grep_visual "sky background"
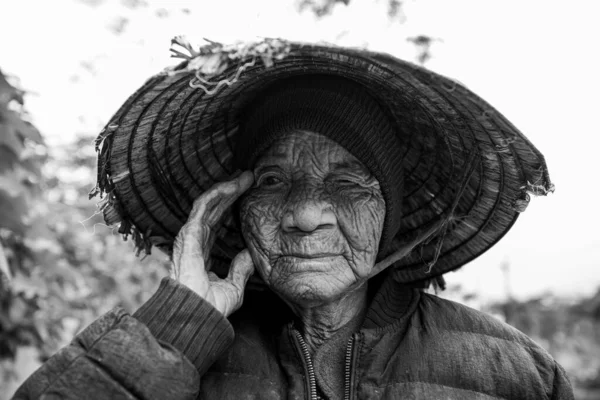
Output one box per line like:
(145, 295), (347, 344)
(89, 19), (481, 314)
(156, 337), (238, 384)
(1, 0), (599, 301)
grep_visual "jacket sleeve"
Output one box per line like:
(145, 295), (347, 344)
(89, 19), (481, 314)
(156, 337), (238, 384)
(12, 278), (235, 400)
(550, 361), (575, 400)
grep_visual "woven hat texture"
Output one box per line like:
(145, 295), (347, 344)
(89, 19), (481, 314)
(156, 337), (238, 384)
(91, 38), (554, 283)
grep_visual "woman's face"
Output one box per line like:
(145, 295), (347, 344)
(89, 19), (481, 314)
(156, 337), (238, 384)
(239, 131), (385, 307)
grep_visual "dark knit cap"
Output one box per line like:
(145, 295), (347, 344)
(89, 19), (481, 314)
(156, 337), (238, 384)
(235, 75), (404, 252)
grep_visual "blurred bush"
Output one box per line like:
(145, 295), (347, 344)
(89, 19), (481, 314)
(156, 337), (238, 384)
(0, 69), (165, 396)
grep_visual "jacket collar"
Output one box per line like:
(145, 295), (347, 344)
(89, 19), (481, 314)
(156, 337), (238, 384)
(361, 269), (420, 330)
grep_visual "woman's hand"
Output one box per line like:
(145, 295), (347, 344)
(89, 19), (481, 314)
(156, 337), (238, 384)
(170, 171), (255, 317)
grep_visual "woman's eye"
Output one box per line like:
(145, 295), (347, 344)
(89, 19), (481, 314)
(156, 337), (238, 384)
(265, 176), (281, 185)
(332, 177), (357, 186)
(258, 175), (283, 187)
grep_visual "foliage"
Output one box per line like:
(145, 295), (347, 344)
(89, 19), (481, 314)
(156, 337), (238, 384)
(407, 35), (438, 65)
(0, 70), (45, 287)
(0, 71), (44, 229)
(298, 0), (404, 19)
(0, 69), (166, 392)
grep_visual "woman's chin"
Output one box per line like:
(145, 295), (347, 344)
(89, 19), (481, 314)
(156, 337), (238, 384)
(272, 276), (349, 307)
(258, 256), (362, 307)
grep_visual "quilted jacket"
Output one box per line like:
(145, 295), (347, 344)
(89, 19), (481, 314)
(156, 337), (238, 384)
(13, 272), (574, 399)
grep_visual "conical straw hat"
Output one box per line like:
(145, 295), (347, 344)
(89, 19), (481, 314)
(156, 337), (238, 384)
(91, 38), (553, 283)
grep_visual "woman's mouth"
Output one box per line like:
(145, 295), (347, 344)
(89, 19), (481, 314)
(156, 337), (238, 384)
(283, 253), (341, 259)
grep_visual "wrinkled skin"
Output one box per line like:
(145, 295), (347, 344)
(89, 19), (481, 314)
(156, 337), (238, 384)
(239, 131), (386, 308)
(171, 170), (255, 317)
(170, 130), (387, 354)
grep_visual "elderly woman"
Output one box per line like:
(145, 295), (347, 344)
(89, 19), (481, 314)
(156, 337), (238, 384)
(14, 40), (573, 399)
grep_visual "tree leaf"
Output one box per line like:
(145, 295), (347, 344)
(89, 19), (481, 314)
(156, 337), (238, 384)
(0, 113), (25, 157)
(0, 108), (43, 148)
(0, 189), (29, 234)
(0, 69), (43, 166)
(0, 69), (23, 107)
(0, 146), (19, 171)
(0, 242), (11, 292)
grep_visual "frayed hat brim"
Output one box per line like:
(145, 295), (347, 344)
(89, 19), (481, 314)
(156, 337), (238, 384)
(92, 38), (553, 282)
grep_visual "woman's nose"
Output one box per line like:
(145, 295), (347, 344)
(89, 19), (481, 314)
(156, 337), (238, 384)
(282, 201), (336, 233)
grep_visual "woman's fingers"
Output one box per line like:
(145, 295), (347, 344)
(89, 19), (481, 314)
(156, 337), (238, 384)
(202, 171), (254, 227)
(186, 171), (253, 226)
(170, 171), (254, 306)
(176, 171), (254, 258)
(227, 249), (255, 291)
(172, 217), (209, 273)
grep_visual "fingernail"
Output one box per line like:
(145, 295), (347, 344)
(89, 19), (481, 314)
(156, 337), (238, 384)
(237, 170), (254, 187)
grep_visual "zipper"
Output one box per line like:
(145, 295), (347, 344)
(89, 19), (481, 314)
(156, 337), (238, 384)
(293, 328), (360, 400)
(344, 334), (357, 400)
(293, 329), (319, 400)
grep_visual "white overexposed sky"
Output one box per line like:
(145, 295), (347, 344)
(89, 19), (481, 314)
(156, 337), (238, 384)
(1, 0), (599, 301)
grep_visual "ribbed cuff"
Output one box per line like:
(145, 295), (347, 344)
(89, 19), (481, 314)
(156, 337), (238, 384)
(133, 278), (234, 374)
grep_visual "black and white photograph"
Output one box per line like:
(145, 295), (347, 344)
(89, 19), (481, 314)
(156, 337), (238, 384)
(0, 0), (598, 399)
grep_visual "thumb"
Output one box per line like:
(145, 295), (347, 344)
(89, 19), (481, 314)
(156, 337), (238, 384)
(227, 249), (255, 291)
